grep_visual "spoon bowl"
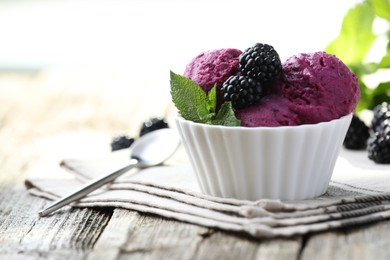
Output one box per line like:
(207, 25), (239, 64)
(132, 128), (180, 166)
(39, 128), (180, 217)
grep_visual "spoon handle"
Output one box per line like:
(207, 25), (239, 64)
(38, 158), (139, 217)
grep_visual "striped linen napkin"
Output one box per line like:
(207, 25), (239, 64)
(25, 148), (390, 238)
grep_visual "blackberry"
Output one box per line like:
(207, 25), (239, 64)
(239, 43), (282, 82)
(372, 102), (390, 132)
(375, 118), (390, 135)
(140, 117), (169, 136)
(343, 115), (369, 150)
(221, 75), (265, 109)
(111, 135), (134, 151)
(367, 131), (390, 164)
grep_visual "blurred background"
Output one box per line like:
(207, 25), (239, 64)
(0, 0), (359, 73)
(1, 0), (388, 165)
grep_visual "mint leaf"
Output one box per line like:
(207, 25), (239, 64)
(209, 102), (240, 126)
(207, 84), (217, 114)
(170, 71), (240, 126)
(170, 71), (211, 123)
(325, 2), (376, 65)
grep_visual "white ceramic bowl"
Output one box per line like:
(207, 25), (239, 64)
(175, 113), (352, 201)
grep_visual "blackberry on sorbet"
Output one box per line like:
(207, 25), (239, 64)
(221, 75), (265, 109)
(239, 43), (282, 83)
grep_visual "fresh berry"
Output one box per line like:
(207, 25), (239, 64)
(375, 118), (390, 135)
(221, 75), (265, 109)
(372, 102), (390, 132)
(239, 43), (282, 82)
(111, 135), (134, 151)
(343, 115), (369, 150)
(140, 117), (169, 136)
(367, 131), (390, 164)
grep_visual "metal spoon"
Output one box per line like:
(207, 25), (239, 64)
(38, 128), (180, 217)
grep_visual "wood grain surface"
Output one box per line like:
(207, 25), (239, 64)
(1, 69), (390, 260)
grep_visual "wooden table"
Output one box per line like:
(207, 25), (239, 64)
(1, 69), (390, 260)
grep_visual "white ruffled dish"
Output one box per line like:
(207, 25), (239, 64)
(175, 113), (352, 201)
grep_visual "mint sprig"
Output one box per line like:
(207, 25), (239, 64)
(170, 71), (240, 126)
(211, 101), (241, 126)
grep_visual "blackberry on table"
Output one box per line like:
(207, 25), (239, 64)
(111, 135), (134, 151)
(239, 43), (282, 82)
(343, 115), (369, 150)
(367, 131), (390, 164)
(372, 102), (390, 132)
(140, 117), (169, 136)
(375, 119), (390, 135)
(221, 75), (265, 109)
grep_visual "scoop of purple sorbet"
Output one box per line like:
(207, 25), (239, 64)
(183, 48), (242, 93)
(235, 94), (301, 127)
(276, 51), (360, 124)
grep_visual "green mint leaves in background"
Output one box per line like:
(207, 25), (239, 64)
(325, 0), (390, 111)
(170, 71), (240, 126)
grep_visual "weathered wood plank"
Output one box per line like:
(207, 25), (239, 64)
(0, 188), (47, 251)
(191, 230), (302, 260)
(87, 209), (141, 260)
(0, 187), (112, 259)
(255, 237), (302, 259)
(191, 230), (261, 260)
(301, 222), (390, 260)
(117, 213), (208, 260)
